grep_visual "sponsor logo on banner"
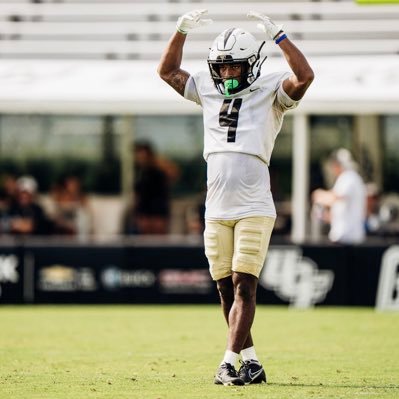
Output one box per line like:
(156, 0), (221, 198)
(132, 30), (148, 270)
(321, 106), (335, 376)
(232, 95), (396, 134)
(39, 265), (97, 292)
(0, 254), (19, 297)
(159, 269), (212, 294)
(259, 247), (334, 308)
(101, 267), (156, 290)
(376, 245), (399, 311)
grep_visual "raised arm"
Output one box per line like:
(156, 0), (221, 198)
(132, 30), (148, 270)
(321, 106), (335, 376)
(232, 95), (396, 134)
(248, 11), (314, 101)
(278, 38), (314, 101)
(157, 31), (190, 96)
(157, 9), (213, 97)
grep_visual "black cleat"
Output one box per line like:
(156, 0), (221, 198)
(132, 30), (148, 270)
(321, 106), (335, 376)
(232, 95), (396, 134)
(214, 362), (245, 386)
(238, 360), (267, 385)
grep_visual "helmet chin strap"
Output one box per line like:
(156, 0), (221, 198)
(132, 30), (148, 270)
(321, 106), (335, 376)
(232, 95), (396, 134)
(224, 79), (239, 96)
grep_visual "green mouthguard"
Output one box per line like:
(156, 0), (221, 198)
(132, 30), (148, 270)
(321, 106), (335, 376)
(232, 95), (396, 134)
(224, 79), (239, 96)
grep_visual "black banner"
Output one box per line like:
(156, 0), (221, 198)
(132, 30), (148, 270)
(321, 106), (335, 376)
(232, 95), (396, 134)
(0, 240), (398, 307)
(0, 244), (24, 304)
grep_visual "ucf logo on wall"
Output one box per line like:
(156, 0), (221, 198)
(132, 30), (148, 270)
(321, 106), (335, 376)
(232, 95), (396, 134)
(0, 254), (19, 298)
(259, 247), (334, 308)
(376, 245), (399, 311)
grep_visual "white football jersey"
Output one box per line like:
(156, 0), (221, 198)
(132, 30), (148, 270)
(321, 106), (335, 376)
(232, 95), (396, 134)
(184, 70), (299, 220)
(184, 70), (298, 165)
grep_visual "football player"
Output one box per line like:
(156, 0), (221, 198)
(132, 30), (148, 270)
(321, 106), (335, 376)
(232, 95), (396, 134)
(158, 9), (314, 386)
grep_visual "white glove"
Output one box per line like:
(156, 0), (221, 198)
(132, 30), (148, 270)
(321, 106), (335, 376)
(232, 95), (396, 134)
(247, 11), (283, 40)
(176, 9), (213, 34)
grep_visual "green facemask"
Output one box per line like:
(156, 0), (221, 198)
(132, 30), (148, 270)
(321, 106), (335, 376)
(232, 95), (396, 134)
(224, 79), (239, 96)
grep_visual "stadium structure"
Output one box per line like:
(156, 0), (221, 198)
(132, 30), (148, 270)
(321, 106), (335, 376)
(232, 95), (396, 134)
(0, 0), (398, 308)
(0, 0), (398, 238)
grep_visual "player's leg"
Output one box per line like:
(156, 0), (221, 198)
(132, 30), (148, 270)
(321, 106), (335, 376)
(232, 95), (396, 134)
(232, 216), (275, 384)
(216, 276), (254, 349)
(226, 271), (258, 354)
(215, 272), (257, 386)
(216, 276), (234, 322)
(204, 219), (244, 385)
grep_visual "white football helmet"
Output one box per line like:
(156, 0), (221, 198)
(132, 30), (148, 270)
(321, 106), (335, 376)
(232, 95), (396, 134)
(207, 28), (266, 95)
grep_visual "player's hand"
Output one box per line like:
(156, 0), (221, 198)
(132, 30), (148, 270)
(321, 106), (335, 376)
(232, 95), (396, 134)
(247, 11), (283, 40)
(176, 9), (213, 35)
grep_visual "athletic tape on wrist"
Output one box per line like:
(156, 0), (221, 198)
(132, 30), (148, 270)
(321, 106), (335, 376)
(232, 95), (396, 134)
(275, 33), (287, 45)
(176, 25), (187, 35)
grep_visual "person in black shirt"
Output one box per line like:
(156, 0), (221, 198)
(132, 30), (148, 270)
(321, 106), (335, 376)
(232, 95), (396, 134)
(6, 176), (52, 235)
(131, 142), (171, 234)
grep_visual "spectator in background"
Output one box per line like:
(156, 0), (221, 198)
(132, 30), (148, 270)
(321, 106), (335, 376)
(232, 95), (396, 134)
(5, 175), (52, 235)
(312, 148), (367, 244)
(154, 149), (180, 188)
(365, 182), (381, 235)
(127, 141), (171, 234)
(1, 174), (18, 229)
(0, 179), (11, 234)
(0, 173), (18, 209)
(50, 174), (93, 238)
(185, 190), (206, 235)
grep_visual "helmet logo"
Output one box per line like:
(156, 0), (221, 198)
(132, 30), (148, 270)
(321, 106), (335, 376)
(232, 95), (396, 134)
(223, 28), (236, 49)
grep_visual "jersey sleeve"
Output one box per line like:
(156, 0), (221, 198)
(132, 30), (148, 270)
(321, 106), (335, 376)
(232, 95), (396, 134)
(184, 74), (202, 105)
(276, 80), (300, 111)
(274, 73), (300, 111)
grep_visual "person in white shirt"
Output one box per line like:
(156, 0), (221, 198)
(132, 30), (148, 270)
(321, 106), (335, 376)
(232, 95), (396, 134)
(158, 9), (314, 386)
(312, 148), (367, 244)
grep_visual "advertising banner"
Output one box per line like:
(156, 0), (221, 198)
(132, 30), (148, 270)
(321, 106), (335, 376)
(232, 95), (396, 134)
(0, 241), (396, 307)
(0, 244), (24, 304)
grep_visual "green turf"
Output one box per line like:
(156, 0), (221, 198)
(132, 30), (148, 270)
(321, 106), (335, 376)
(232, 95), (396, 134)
(0, 305), (398, 399)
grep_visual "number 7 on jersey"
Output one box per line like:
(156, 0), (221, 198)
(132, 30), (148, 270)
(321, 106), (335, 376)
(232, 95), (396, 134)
(219, 98), (243, 143)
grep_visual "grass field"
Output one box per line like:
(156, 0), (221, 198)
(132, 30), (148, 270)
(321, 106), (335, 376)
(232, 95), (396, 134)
(0, 305), (398, 399)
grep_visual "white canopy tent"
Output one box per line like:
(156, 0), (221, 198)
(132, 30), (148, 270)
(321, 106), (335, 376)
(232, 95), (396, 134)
(0, 56), (398, 114)
(0, 55), (398, 241)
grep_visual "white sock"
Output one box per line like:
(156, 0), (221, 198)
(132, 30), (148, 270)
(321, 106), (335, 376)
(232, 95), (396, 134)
(221, 350), (239, 367)
(241, 346), (259, 362)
